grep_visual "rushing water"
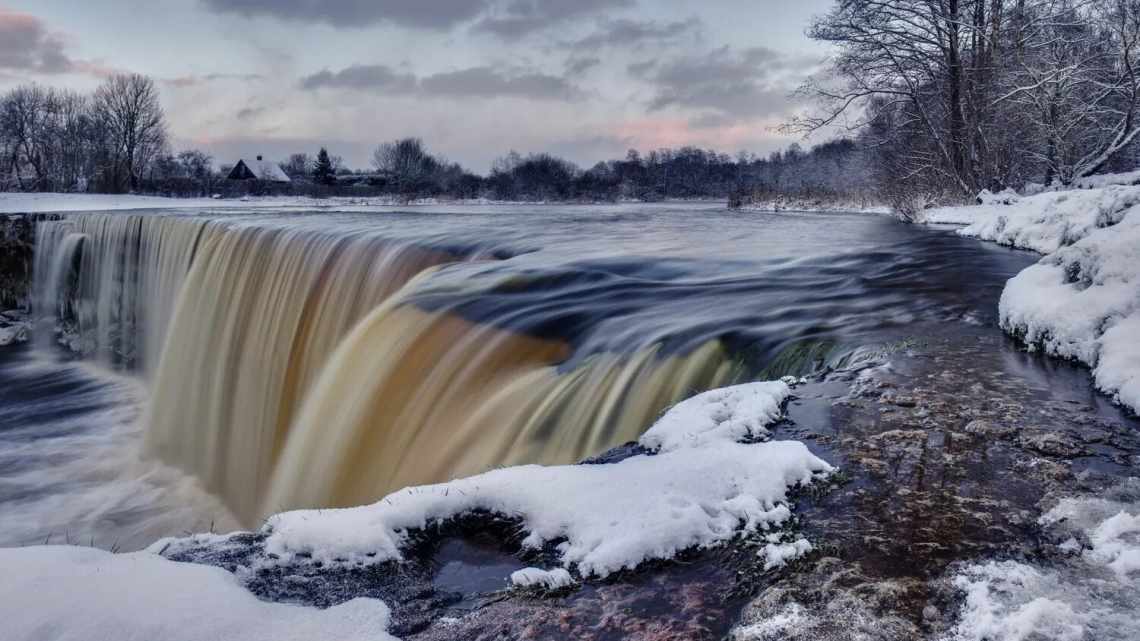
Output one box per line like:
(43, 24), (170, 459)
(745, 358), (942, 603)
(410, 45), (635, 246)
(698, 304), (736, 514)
(1, 203), (1039, 546)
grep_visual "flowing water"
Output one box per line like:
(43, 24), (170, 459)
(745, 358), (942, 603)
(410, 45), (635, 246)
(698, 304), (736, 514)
(1, 203), (1040, 547)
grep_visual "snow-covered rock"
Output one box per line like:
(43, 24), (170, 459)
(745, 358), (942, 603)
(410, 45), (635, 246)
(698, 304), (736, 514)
(0, 545), (395, 641)
(253, 437), (830, 578)
(509, 567), (575, 590)
(639, 381), (791, 452)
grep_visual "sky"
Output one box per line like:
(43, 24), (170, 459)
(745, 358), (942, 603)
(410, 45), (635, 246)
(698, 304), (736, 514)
(0, 0), (835, 172)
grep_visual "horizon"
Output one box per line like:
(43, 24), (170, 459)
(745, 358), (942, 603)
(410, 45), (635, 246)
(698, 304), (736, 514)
(0, 1), (833, 172)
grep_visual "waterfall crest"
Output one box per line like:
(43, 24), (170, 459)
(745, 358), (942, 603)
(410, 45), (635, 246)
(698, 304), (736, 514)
(34, 213), (740, 523)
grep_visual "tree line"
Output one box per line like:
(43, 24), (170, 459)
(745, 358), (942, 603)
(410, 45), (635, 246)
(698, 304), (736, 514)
(279, 137), (873, 203)
(1, 74), (166, 193)
(797, 0), (1140, 214)
(1, 72), (873, 202)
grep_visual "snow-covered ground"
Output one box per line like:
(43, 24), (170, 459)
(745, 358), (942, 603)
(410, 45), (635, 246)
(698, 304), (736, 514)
(922, 180), (1140, 413)
(5, 382), (831, 640)
(0, 192), (693, 214)
(0, 545), (396, 641)
(0, 191), (447, 213)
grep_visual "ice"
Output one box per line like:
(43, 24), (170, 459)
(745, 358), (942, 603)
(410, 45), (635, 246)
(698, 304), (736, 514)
(0, 545), (396, 641)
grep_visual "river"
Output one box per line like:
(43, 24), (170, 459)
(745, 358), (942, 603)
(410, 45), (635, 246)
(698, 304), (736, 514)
(1, 203), (1040, 549)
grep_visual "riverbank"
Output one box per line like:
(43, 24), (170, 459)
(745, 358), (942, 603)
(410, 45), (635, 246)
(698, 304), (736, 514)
(922, 183), (1140, 414)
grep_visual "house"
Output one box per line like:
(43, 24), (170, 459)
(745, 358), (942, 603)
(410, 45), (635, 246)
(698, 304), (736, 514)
(227, 155), (291, 183)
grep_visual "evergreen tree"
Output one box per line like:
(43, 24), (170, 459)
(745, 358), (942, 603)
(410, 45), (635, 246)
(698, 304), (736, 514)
(312, 147), (335, 185)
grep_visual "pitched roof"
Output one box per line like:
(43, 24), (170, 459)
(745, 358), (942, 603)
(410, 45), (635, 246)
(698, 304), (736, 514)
(227, 158), (291, 182)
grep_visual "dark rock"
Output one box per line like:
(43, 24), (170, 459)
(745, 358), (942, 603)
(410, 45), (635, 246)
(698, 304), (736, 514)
(1017, 431), (1089, 458)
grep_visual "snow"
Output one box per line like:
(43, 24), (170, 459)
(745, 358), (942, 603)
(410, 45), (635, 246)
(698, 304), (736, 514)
(249, 158), (291, 183)
(1072, 168), (1140, 189)
(0, 545), (395, 641)
(0, 192), (724, 214)
(167, 382), (831, 579)
(0, 320), (28, 346)
(996, 203), (1140, 411)
(948, 562), (1086, 641)
(257, 439), (829, 578)
(946, 481), (1140, 641)
(509, 567), (575, 590)
(922, 183), (1140, 413)
(760, 537), (812, 570)
(922, 185), (1140, 253)
(639, 381), (792, 452)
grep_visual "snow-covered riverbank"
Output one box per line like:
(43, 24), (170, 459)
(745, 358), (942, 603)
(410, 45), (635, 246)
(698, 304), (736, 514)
(922, 183), (1140, 413)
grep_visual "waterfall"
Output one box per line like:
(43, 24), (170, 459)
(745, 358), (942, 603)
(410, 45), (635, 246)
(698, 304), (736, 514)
(33, 212), (741, 524)
(32, 220), (85, 354)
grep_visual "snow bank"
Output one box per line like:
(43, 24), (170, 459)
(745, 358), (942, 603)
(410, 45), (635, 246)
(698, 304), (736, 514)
(0, 545), (395, 641)
(997, 203), (1140, 411)
(924, 183), (1140, 413)
(946, 482), (1140, 641)
(922, 185), (1140, 252)
(206, 382), (831, 579)
(1072, 169), (1140, 189)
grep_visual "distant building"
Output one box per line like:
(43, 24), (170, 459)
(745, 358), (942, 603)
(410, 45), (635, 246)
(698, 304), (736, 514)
(227, 155), (291, 183)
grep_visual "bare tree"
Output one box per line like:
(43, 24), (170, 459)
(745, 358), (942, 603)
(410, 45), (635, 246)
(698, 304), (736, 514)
(93, 74), (167, 192)
(281, 153), (311, 178)
(372, 137), (440, 199)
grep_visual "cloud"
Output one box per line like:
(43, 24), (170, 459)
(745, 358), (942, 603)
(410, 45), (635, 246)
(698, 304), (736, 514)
(299, 64), (417, 91)
(420, 66), (581, 100)
(474, 0), (633, 37)
(564, 56), (601, 76)
(201, 0), (491, 30)
(165, 73), (266, 88)
(563, 17), (700, 50)
(236, 106), (266, 120)
(300, 63), (582, 100)
(0, 8), (79, 74)
(629, 46), (820, 123)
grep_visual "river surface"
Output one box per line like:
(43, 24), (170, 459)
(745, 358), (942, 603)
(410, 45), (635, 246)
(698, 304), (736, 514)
(0, 203), (1042, 550)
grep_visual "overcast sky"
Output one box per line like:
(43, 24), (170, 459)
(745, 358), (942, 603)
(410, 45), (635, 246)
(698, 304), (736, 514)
(0, 0), (834, 171)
